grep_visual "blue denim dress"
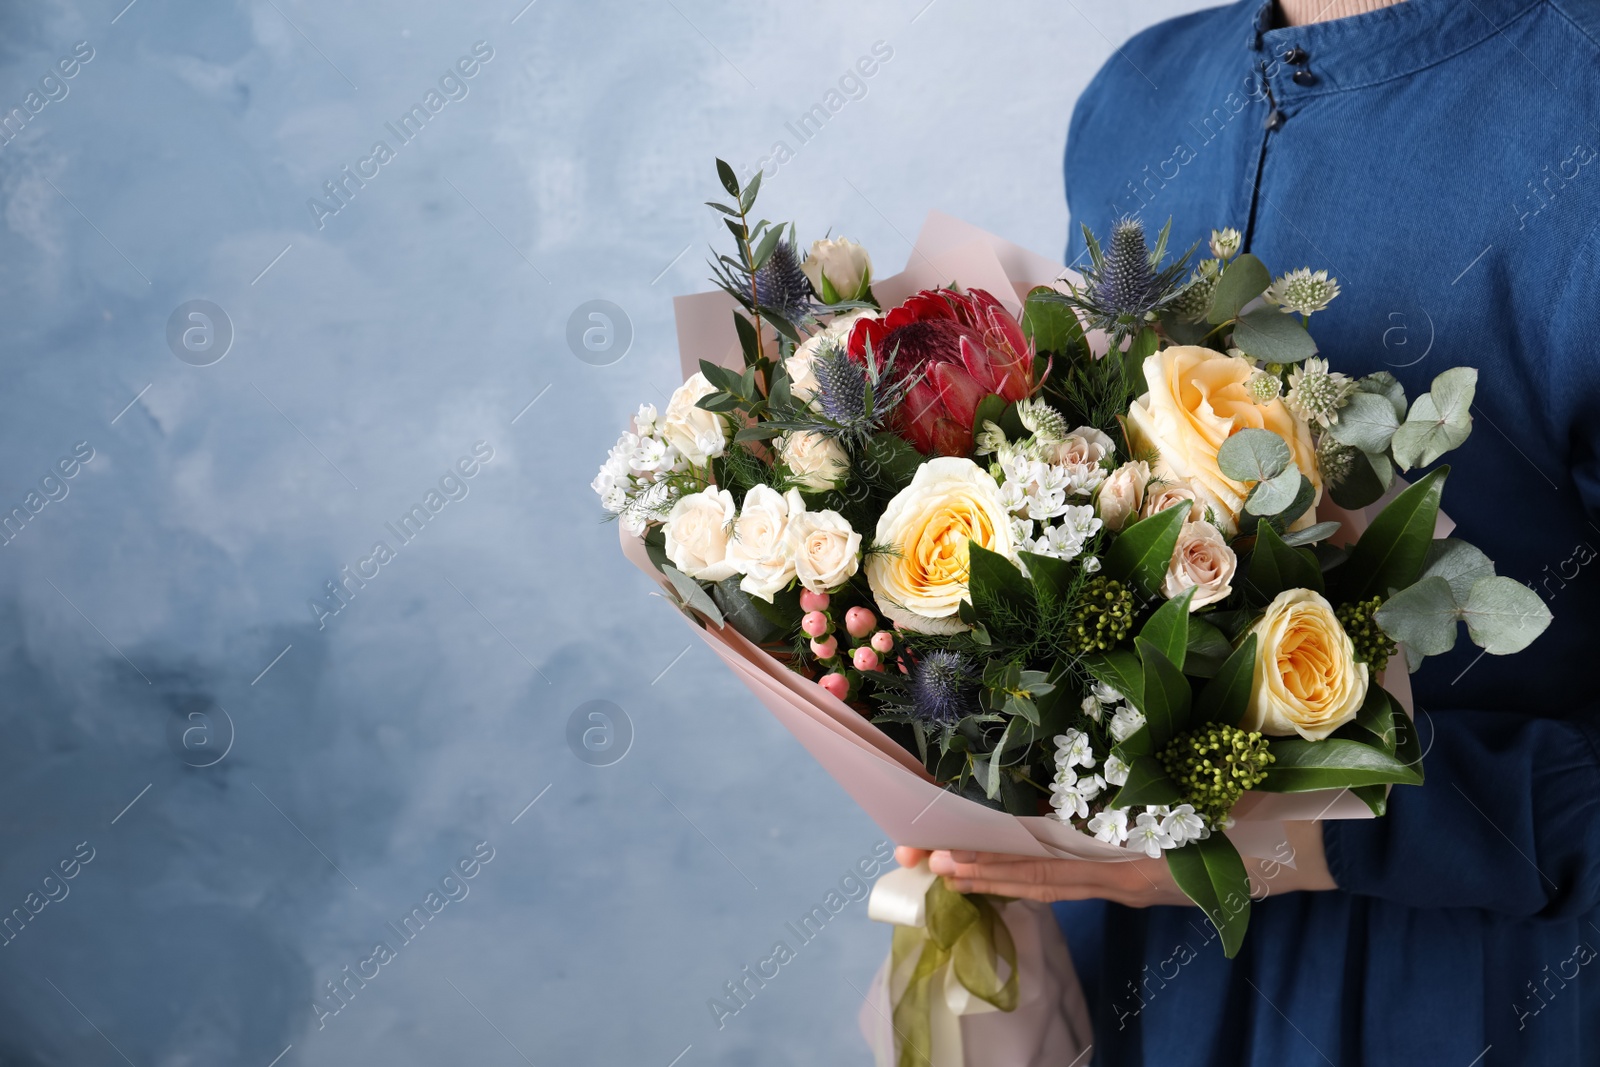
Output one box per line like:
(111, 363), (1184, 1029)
(1055, 1), (1600, 1063)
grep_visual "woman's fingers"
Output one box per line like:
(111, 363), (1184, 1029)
(895, 845), (932, 868)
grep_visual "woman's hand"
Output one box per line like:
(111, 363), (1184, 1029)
(894, 821), (1335, 907)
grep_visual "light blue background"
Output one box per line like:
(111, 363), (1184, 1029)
(0, 1), (1205, 1063)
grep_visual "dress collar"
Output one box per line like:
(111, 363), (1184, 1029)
(1238, 0), (1545, 99)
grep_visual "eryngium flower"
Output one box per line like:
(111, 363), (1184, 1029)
(801, 342), (915, 449)
(1267, 268), (1341, 316)
(753, 242), (816, 323)
(908, 649), (979, 725)
(1070, 217), (1196, 343)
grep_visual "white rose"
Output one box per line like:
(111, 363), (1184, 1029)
(866, 457), (1015, 634)
(661, 372), (729, 467)
(1142, 479), (1206, 523)
(1097, 460), (1149, 531)
(785, 309), (876, 406)
(781, 431), (850, 491)
(1161, 520), (1237, 610)
(800, 237), (872, 303)
(787, 509), (861, 593)
(663, 486), (739, 581)
(726, 485), (804, 602)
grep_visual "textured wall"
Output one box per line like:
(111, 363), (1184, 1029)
(0, 1), (1206, 1063)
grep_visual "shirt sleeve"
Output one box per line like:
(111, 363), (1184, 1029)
(1323, 220), (1600, 920)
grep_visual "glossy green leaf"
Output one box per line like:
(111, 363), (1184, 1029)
(1021, 287), (1086, 358)
(1194, 633), (1258, 727)
(1166, 835), (1252, 958)
(969, 543), (1034, 616)
(1103, 502), (1190, 599)
(1247, 519), (1323, 602)
(1109, 755), (1183, 808)
(1136, 637), (1192, 748)
(1281, 520), (1341, 547)
(1258, 736), (1424, 792)
(1184, 619), (1235, 678)
(1082, 649), (1145, 713)
(1124, 327), (1160, 398)
(1337, 466), (1448, 601)
(1137, 586), (1195, 671)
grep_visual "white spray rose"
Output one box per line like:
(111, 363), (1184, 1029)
(1161, 520), (1237, 609)
(661, 372), (729, 466)
(726, 485), (805, 602)
(1143, 479), (1205, 523)
(1097, 460), (1150, 531)
(787, 509), (861, 593)
(801, 237), (873, 303)
(663, 486), (739, 581)
(781, 431), (850, 491)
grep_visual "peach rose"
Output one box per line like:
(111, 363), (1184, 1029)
(1242, 588), (1369, 740)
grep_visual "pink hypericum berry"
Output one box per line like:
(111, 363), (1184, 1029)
(844, 606), (877, 638)
(870, 630), (895, 654)
(810, 636), (838, 659)
(800, 611), (830, 638)
(852, 646), (881, 672)
(799, 590), (831, 612)
(820, 672), (850, 700)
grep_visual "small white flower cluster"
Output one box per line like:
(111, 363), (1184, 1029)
(1088, 803), (1209, 857)
(592, 403), (689, 535)
(983, 407), (1113, 565)
(594, 373), (731, 535)
(1049, 729), (1106, 821)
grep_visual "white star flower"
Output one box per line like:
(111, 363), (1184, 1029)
(1103, 754), (1130, 787)
(1130, 812), (1176, 858)
(1109, 705), (1147, 743)
(1088, 808), (1130, 844)
(1161, 804), (1208, 846)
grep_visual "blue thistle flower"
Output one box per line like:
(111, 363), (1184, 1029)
(771, 339), (916, 451)
(813, 345), (867, 425)
(909, 650), (978, 725)
(1092, 218), (1159, 318)
(753, 242), (815, 324)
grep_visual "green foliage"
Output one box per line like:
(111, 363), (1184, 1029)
(1246, 519), (1323, 602)
(1258, 735), (1424, 791)
(1021, 287), (1087, 359)
(1232, 306), (1318, 363)
(1062, 576), (1137, 656)
(660, 565), (723, 628)
(1334, 466), (1448, 601)
(1391, 367), (1476, 470)
(1217, 428), (1291, 482)
(1109, 755), (1183, 807)
(1102, 503), (1189, 599)
(1136, 586), (1195, 671)
(1193, 633), (1258, 727)
(1374, 573), (1552, 658)
(1135, 637), (1191, 749)
(1206, 254), (1271, 324)
(1166, 835), (1251, 958)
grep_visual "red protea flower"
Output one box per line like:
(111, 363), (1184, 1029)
(846, 287), (1036, 455)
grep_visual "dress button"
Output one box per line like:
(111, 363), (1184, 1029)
(1265, 109), (1286, 131)
(1284, 47), (1308, 64)
(1293, 69), (1317, 86)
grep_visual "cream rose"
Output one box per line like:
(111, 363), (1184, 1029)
(1142, 479), (1205, 523)
(726, 485), (804, 602)
(801, 237), (873, 303)
(663, 486), (739, 582)
(661, 372), (729, 466)
(787, 509), (861, 593)
(780, 431), (849, 492)
(1242, 588), (1369, 740)
(1125, 346), (1320, 534)
(785, 309), (876, 406)
(1097, 460), (1149, 531)
(1161, 520), (1237, 609)
(866, 457), (1015, 634)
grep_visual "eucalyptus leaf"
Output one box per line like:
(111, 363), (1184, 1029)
(1420, 538), (1496, 601)
(1217, 428), (1292, 483)
(1391, 367), (1477, 471)
(1207, 254), (1272, 324)
(1372, 576), (1459, 656)
(1124, 327), (1160, 399)
(1244, 467), (1304, 516)
(1326, 391), (1401, 454)
(661, 565), (724, 628)
(1358, 372), (1407, 421)
(1460, 575), (1553, 654)
(715, 158), (740, 197)
(1232, 306), (1318, 363)
(738, 170), (762, 213)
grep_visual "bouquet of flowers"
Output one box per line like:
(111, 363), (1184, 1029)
(597, 160), (1552, 1061)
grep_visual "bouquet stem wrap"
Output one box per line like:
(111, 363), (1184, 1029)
(863, 863), (1092, 1067)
